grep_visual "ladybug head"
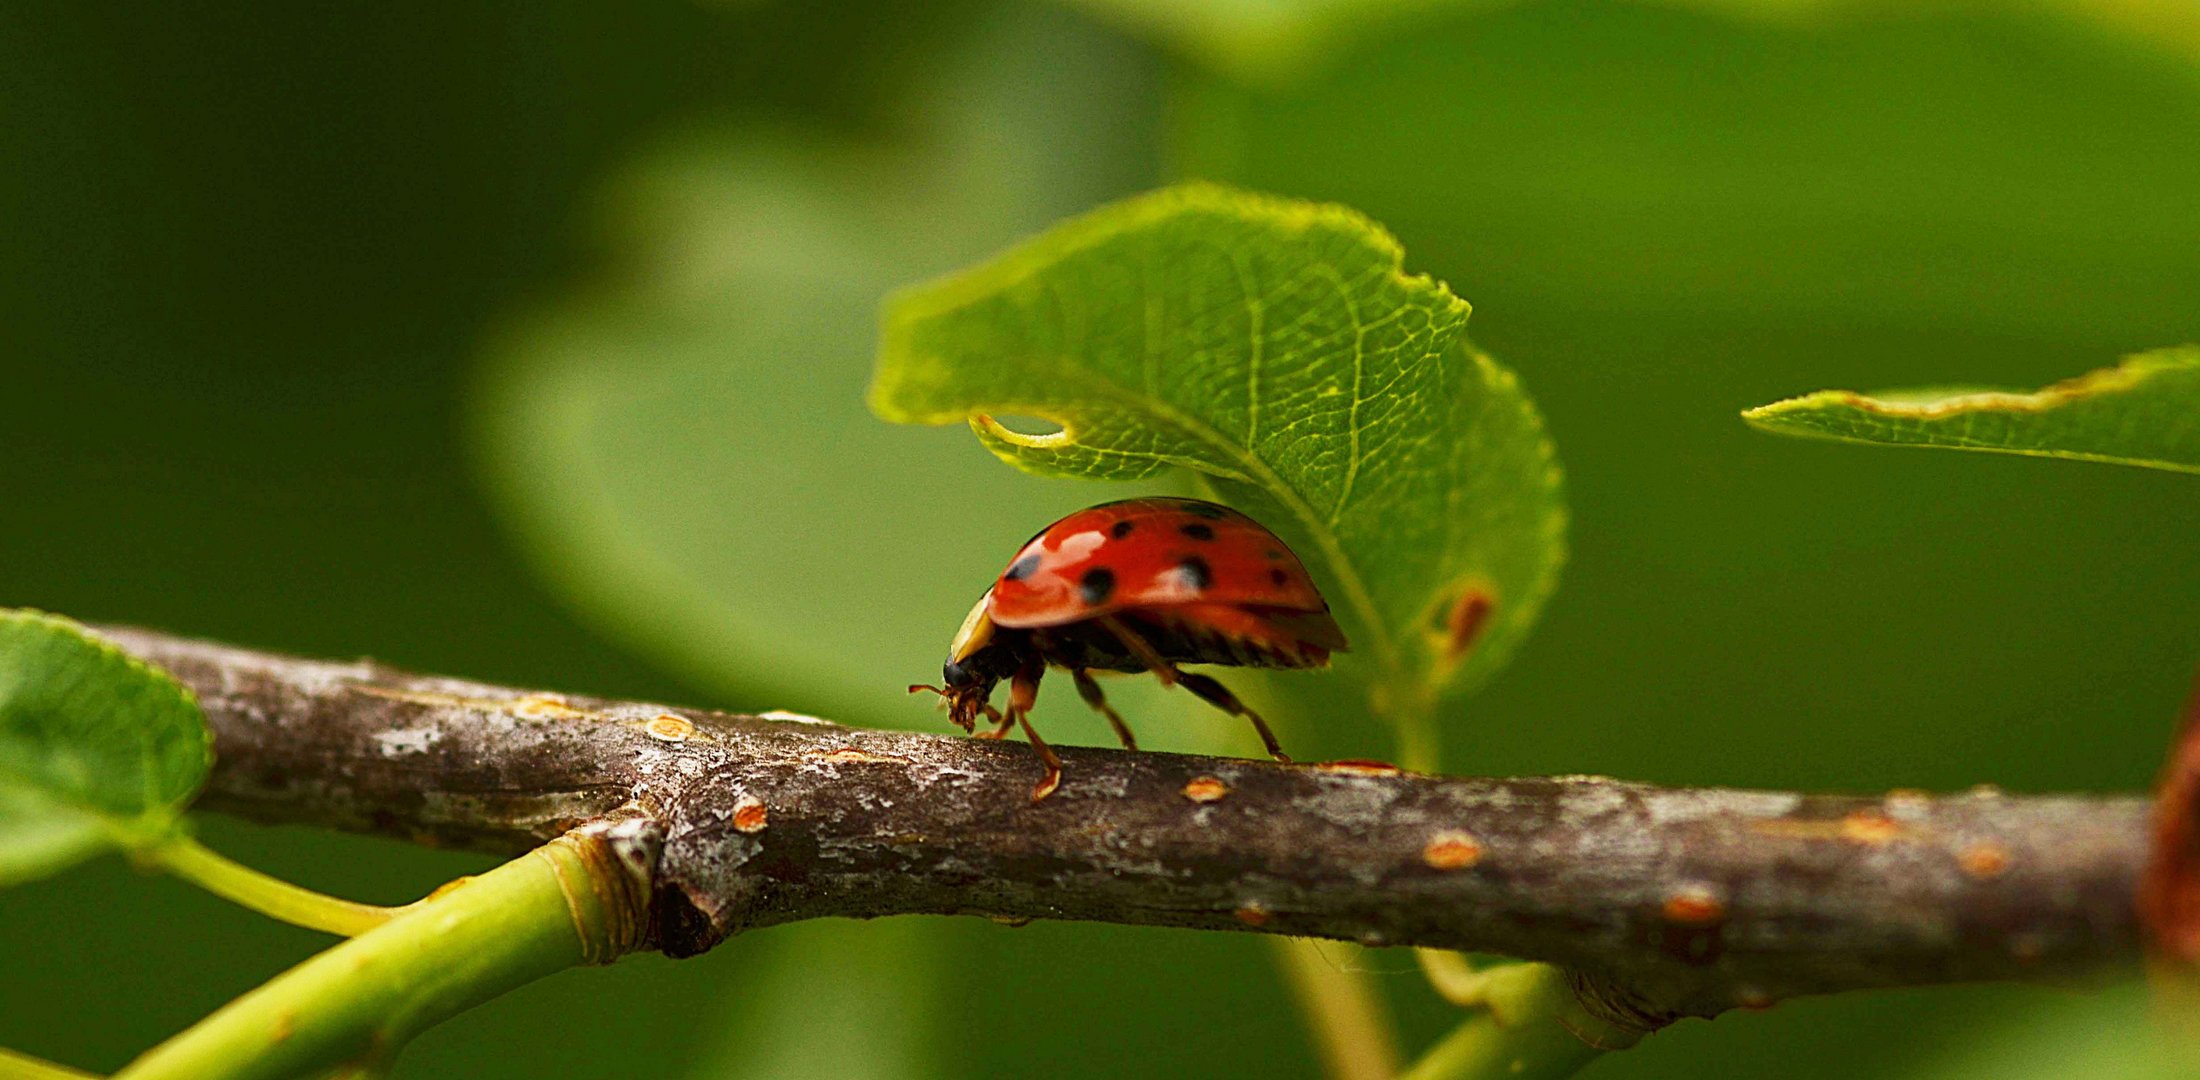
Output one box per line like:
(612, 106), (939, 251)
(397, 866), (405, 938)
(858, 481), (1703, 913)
(937, 657), (999, 732)
(941, 656), (987, 691)
(909, 593), (1027, 734)
(934, 638), (1025, 732)
(908, 661), (1003, 734)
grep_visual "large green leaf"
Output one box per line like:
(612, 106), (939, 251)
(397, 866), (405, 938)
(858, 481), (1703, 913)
(0, 609), (211, 885)
(1745, 347), (2200, 474)
(470, 9), (1168, 735)
(871, 184), (1565, 732)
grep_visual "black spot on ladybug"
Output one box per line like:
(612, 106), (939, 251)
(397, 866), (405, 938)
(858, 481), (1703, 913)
(1264, 549), (1285, 561)
(1110, 520), (1135, 539)
(1176, 556), (1213, 591)
(1179, 522), (1216, 541)
(1079, 568), (1116, 606)
(1183, 502), (1228, 520)
(1004, 554), (1041, 581)
(1269, 568), (1289, 586)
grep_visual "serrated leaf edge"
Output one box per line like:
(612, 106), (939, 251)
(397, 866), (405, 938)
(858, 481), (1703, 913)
(0, 608), (213, 830)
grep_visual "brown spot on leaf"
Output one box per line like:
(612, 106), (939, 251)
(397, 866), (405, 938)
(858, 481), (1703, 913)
(1182, 776), (1230, 803)
(1440, 586), (1496, 664)
(1422, 830), (1484, 870)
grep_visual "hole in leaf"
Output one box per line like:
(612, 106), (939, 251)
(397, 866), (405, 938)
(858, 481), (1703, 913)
(989, 415), (1064, 437)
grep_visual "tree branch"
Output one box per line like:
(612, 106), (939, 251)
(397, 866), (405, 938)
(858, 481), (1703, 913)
(103, 626), (2149, 1032)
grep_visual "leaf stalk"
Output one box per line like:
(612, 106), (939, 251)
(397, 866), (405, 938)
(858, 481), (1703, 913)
(1397, 964), (1635, 1080)
(0, 1047), (100, 1080)
(142, 836), (400, 937)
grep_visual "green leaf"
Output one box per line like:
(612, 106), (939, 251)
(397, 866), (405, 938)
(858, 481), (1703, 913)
(1744, 346), (2200, 475)
(1070, 0), (2200, 85)
(470, 10), (1169, 735)
(870, 184), (1566, 729)
(0, 609), (211, 885)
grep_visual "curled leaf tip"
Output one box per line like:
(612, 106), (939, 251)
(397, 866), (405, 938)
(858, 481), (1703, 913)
(1745, 345), (2200, 474)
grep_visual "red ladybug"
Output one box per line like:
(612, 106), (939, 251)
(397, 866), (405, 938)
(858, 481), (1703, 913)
(911, 497), (1348, 799)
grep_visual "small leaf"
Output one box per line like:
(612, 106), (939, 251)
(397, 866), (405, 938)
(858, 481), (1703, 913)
(871, 184), (1566, 720)
(0, 609), (212, 885)
(470, 10), (1163, 729)
(1744, 346), (2200, 474)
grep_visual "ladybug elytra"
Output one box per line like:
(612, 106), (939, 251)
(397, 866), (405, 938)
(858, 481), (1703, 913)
(911, 497), (1349, 799)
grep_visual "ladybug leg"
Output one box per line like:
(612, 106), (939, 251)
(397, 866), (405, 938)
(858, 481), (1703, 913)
(1094, 616), (1177, 687)
(1070, 668), (1139, 752)
(1177, 672), (1292, 764)
(971, 701), (1015, 740)
(1006, 657), (1063, 801)
(1095, 616), (1291, 763)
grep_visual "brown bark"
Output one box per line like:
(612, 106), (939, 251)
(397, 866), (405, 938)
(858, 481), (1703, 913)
(103, 626), (2148, 1031)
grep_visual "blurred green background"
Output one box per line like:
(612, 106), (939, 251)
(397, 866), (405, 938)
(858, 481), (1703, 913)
(4, 2), (2198, 1077)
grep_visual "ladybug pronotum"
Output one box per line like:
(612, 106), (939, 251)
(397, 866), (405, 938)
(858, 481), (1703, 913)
(911, 497), (1349, 800)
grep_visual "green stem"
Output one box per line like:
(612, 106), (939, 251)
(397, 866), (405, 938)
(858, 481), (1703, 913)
(1271, 938), (1401, 1080)
(1414, 948), (1498, 1006)
(1398, 718), (1441, 775)
(144, 836), (401, 937)
(1397, 964), (1638, 1080)
(117, 830), (640, 1080)
(0, 1047), (99, 1080)
(1391, 689), (1441, 775)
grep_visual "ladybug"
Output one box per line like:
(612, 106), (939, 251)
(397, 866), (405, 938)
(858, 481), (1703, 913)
(910, 497), (1348, 799)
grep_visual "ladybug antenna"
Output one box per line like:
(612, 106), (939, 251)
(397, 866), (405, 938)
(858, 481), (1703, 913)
(907, 682), (1002, 735)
